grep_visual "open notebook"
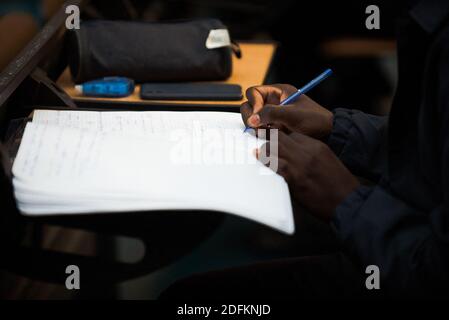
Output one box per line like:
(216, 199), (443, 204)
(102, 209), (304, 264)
(12, 110), (294, 234)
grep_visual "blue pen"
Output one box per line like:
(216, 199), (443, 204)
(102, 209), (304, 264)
(244, 68), (333, 132)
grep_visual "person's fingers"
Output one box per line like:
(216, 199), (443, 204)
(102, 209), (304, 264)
(271, 84), (298, 102)
(255, 142), (270, 166)
(255, 141), (284, 174)
(245, 84), (298, 128)
(262, 84), (296, 105)
(255, 131), (294, 165)
(256, 141), (282, 169)
(246, 84), (297, 114)
(288, 131), (315, 144)
(279, 131), (314, 170)
(255, 145), (291, 180)
(240, 101), (253, 126)
(289, 132), (326, 157)
(258, 104), (296, 129)
(277, 159), (292, 182)
(276, 131), (296, 160)
(246, 86), (280, 115)
(259, 141), (276, 156)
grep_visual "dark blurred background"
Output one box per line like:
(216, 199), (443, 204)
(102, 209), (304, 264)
(86, 0), (399, 114)
(0, 0), (400, 114)
(0, 0), (400, 299)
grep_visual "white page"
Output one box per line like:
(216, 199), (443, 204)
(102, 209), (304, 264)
(33, 110), (248, 137)
(14, 111), (294, 234)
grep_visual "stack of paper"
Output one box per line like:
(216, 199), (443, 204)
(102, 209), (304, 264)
(12, 110), (294, 234)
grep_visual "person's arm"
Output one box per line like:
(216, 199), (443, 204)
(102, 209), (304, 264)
(240, 84), (387, 182)
(333, 185), (449, 296)
(327, 108), (388, 182)
(333, 48), (449, 296)
(256, 120), (449, 296)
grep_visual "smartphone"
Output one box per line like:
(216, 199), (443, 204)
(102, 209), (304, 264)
(140, 83), (243, 101)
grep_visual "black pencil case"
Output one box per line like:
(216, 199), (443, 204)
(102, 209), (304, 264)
(67, 19), (241, 84)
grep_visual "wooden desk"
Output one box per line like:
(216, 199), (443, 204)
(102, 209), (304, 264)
(57, 42), (277, 108)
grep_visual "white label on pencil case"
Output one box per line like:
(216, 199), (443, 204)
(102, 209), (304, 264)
(205, 29), (231, 49)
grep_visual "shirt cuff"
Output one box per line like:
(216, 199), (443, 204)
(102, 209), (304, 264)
(326, 108), (356, 157)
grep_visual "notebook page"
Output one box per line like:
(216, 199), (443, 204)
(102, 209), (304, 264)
(14, 112), (294, 234)
(32, 110), (247, 137)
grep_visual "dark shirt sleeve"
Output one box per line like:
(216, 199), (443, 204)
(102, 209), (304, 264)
(327, 108), (388, 182)
(332, 45), (449, 296)
(333, 185), (449, 296)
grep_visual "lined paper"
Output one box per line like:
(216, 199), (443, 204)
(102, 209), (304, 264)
(12, 110), (294, 234)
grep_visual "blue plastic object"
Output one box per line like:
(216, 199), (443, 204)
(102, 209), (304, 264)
(76, 77), (135, 98)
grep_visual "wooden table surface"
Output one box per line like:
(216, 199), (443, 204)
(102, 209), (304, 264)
(57, 42), (277, 108)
